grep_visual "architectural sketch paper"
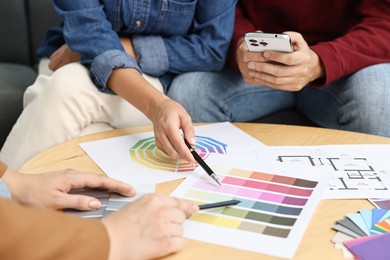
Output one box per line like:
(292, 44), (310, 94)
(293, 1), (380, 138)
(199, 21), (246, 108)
(255, 145), (390, 199)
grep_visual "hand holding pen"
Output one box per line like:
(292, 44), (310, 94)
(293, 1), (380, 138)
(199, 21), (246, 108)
(184, 138), (222, 185)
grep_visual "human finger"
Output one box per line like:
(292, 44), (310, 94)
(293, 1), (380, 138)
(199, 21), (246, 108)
(63, 171), (136, 197)
(250, 73), (305, 91)
(163, 222), (185, 238)
(167, 197), (199, 217)
(156, 130), (180, 159)
(181, 115), (195, 145)
(253, 61), (299, 78)
(167, 130), (195, 164)
(236, 38), (266, 63)
(50, 193), (102, 210)
(163, 207), (187, 225)
(142, 194), (199, 217)
(48, 56), (61, 71)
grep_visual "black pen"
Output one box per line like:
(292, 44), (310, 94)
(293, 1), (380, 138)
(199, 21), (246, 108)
(184, 138), (222, 185)
(199, 199), (241, 210)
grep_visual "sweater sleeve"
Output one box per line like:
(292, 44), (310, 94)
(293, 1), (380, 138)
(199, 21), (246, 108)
(311, 0), (390, 86)
(227, 2), (256, 69)
(0, 198), (110, 259)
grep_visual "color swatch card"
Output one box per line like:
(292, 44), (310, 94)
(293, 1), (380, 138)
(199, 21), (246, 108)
(332, 208), (390, 259)
(369, 198), (390, 210)
(64, 183), (156, 219)
(79, 122), (265, 184)
(333, 208), (390, 238)
(170, 154), (329, 259)
(344, 233), (390, 260)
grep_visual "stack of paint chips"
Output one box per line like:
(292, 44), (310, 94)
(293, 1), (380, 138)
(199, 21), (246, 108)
(64, 189), (139, 219)
(331, 208), (390, 259)
(64, 185), (155, 219)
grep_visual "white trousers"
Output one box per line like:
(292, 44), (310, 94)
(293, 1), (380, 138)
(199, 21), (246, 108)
(0, 59), (163, 170)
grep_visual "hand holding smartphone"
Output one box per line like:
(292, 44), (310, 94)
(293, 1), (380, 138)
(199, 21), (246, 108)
(244, 32), (293, 53)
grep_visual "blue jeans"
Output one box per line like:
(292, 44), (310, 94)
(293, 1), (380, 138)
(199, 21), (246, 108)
(167, 63), (390, 137)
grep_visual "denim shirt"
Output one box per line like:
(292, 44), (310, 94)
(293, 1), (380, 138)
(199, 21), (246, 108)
(37, 0), (236, 93)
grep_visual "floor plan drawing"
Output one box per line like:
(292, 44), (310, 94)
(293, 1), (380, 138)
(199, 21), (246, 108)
(277, 155), (387, 192)
(262, 145), (390, 199)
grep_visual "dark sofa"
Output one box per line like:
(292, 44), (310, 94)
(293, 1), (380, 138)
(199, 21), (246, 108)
(0, 0), (315, 149)
(0, 0), (60, 148)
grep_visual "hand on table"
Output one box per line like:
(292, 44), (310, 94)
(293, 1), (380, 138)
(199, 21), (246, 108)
(102, 194), (199, 260)
(236, 31), (324, 91)
(2, 168), (135, 210)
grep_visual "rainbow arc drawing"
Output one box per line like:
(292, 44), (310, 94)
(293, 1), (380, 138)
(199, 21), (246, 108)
(129, 136), (227, 172)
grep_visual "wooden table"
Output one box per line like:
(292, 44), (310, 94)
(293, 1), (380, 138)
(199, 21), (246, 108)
(21, 123), (390, 259)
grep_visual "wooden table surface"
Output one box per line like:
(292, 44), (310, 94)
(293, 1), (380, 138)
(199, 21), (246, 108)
(21, 123), (390, 259)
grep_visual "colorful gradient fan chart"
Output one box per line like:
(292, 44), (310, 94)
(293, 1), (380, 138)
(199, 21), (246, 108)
(79, 122), (265, 184)
(129, 135), (227, 172)
(171, 164), (329, 259)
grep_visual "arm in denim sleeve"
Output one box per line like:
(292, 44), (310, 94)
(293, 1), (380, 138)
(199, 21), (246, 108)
(52, 0), (141, 92)
(132, 0), (237, 76)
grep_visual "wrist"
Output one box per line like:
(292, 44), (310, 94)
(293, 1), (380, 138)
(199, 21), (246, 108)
(309, 49), (325, 82)
(145, 94), (171, 121)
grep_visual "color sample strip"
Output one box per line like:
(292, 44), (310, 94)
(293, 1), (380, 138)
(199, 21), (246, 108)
(253, 171), (318, 188)
(375, 219), (390, 233)
(188, 197), (297, 226)
(193, 181), (308, 206)
(239, 221), (291, 238)
(224, 207), (297, 225)
(227, 168), (317, 188)
(186, 189), (303, 216)
(190, 212), (291, 238)
(223, 176), (313, 196)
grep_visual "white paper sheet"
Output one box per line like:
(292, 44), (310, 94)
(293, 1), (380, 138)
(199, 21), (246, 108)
(255, 145), (390, 199)
(170, 153), (329, 259)
(79, 122), (265, 184)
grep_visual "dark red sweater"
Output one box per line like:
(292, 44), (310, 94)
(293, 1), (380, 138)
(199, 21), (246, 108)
(229, 0), (390, 86)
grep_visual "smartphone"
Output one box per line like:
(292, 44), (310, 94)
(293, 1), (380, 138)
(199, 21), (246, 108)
(244, 32), (293, 53)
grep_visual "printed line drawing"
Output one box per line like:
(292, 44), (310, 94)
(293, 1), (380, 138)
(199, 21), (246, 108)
(276, 155), (388, 192)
